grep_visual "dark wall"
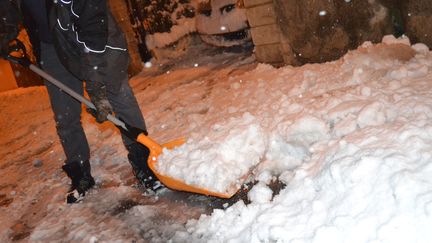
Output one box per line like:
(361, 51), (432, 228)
(273, 0), (394, 65)
(400, 0), (432, 48)
(273, 0), (432, 66)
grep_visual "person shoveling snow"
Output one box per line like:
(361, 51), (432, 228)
(0, 0), (161, 203)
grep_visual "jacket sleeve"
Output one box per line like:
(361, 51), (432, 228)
(75, 0), (108, 52)
(74, 0), (109, 89)
(0, 0), (20, 54)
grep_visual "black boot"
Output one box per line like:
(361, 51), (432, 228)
(62, 160), (95, 203)
(126, 142), (163, 192)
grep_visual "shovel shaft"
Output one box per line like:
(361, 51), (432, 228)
(29, 64), (127, 130)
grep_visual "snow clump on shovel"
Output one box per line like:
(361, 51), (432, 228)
(157, 113), (267, 194)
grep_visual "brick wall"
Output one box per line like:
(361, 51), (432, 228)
(244, 0), (285, 66)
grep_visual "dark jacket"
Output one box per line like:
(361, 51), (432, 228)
(0, 0), (54, 61)
(1, 0), (128, 85)
(20, 0), (53, 61)
(0, 0), (20, 55)
(51, 0), (128, 86)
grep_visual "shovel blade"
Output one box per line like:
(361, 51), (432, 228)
(136, 134), (236, 198)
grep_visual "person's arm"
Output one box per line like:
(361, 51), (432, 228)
(74, 0), (112, 123)
(0, 0), (20, 57)
(75, 0), (108, 53)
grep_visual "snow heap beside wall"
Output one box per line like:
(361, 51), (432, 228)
(155, 35), (432, 242)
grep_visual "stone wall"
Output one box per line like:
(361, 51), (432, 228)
(245, 0), (432, 66)
(243, 0), (285, 66)
(401, 0), (432, 47)
(273, 0), (394, 65)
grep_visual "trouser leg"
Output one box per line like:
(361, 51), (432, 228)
(102, 50), (161, 190)
(103, 49), (147, 146)
(40, 42), (90, 163)
(108, 79), (147, 145)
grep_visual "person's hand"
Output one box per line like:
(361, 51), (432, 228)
(0, 38), (31, 66)
(85, 82), (113, 123)
(87, 97), (113, 123)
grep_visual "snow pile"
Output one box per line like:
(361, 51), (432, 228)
(265, 115), (330, 173)
(175, 125), (432, 242)
(157, 112), (266, 194)
(169, 36), (432, 242)
(155, 35), (423, 196)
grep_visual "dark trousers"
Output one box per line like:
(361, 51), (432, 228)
(40, 42), (146, 163)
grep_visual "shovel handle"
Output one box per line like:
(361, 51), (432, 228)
(3, 39), (127, 129)
(28, 64), (127, 130)
(1, 39), (128, 128)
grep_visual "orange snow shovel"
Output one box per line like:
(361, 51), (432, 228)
(137, 134), (235, 198)
(4, 40), (235, 198)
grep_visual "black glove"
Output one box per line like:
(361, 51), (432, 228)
(85, 82), (113, 123)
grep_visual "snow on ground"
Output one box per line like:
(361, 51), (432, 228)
(1, 35), (432, 242)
